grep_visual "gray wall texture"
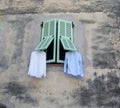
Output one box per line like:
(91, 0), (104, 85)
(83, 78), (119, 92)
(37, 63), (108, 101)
(0, 0), (120, 108)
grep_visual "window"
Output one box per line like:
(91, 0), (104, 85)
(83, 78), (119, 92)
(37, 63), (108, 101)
(35, 19), (76, 63)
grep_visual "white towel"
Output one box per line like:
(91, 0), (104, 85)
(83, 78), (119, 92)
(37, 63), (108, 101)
(28, 51), (46, 78)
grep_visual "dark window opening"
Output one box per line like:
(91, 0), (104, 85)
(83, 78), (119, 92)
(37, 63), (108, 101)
(59, 41), (66, 61)
(46, 40), (54, 61)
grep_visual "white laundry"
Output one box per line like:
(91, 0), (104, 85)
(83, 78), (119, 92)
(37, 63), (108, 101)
(28, 51), (46, 78)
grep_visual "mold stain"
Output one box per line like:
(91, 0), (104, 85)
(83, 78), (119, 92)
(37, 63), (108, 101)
(7, 17), (32, 61)
(72, 71), (120, 107)
(0, 56), (8, 69)
(92, 24), (117, 69)
(93, 52), (117, 69)
(3, 81), (38, 105)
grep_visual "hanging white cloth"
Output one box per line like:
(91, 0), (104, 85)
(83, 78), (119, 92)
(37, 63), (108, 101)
(64, 51), (84, 77)
(28, 51), (46, 78)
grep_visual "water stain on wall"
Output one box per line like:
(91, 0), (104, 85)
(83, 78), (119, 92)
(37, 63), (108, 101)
(73, 70), (120, 107)
(8, 17), (33, 62)
(3, 81), (38, 105)
(0, 56), (8, 70)
(92, 24), (117, 69)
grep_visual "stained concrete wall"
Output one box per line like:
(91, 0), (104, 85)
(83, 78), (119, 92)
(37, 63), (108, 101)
(0, 0), (120, 108)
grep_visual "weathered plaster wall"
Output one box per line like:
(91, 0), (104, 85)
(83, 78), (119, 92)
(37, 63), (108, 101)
(0, 0), (120, 108)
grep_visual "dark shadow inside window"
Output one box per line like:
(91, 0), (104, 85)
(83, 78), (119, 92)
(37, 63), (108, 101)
(46, 40), (54, 61)
(59, 41), (66, 61)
